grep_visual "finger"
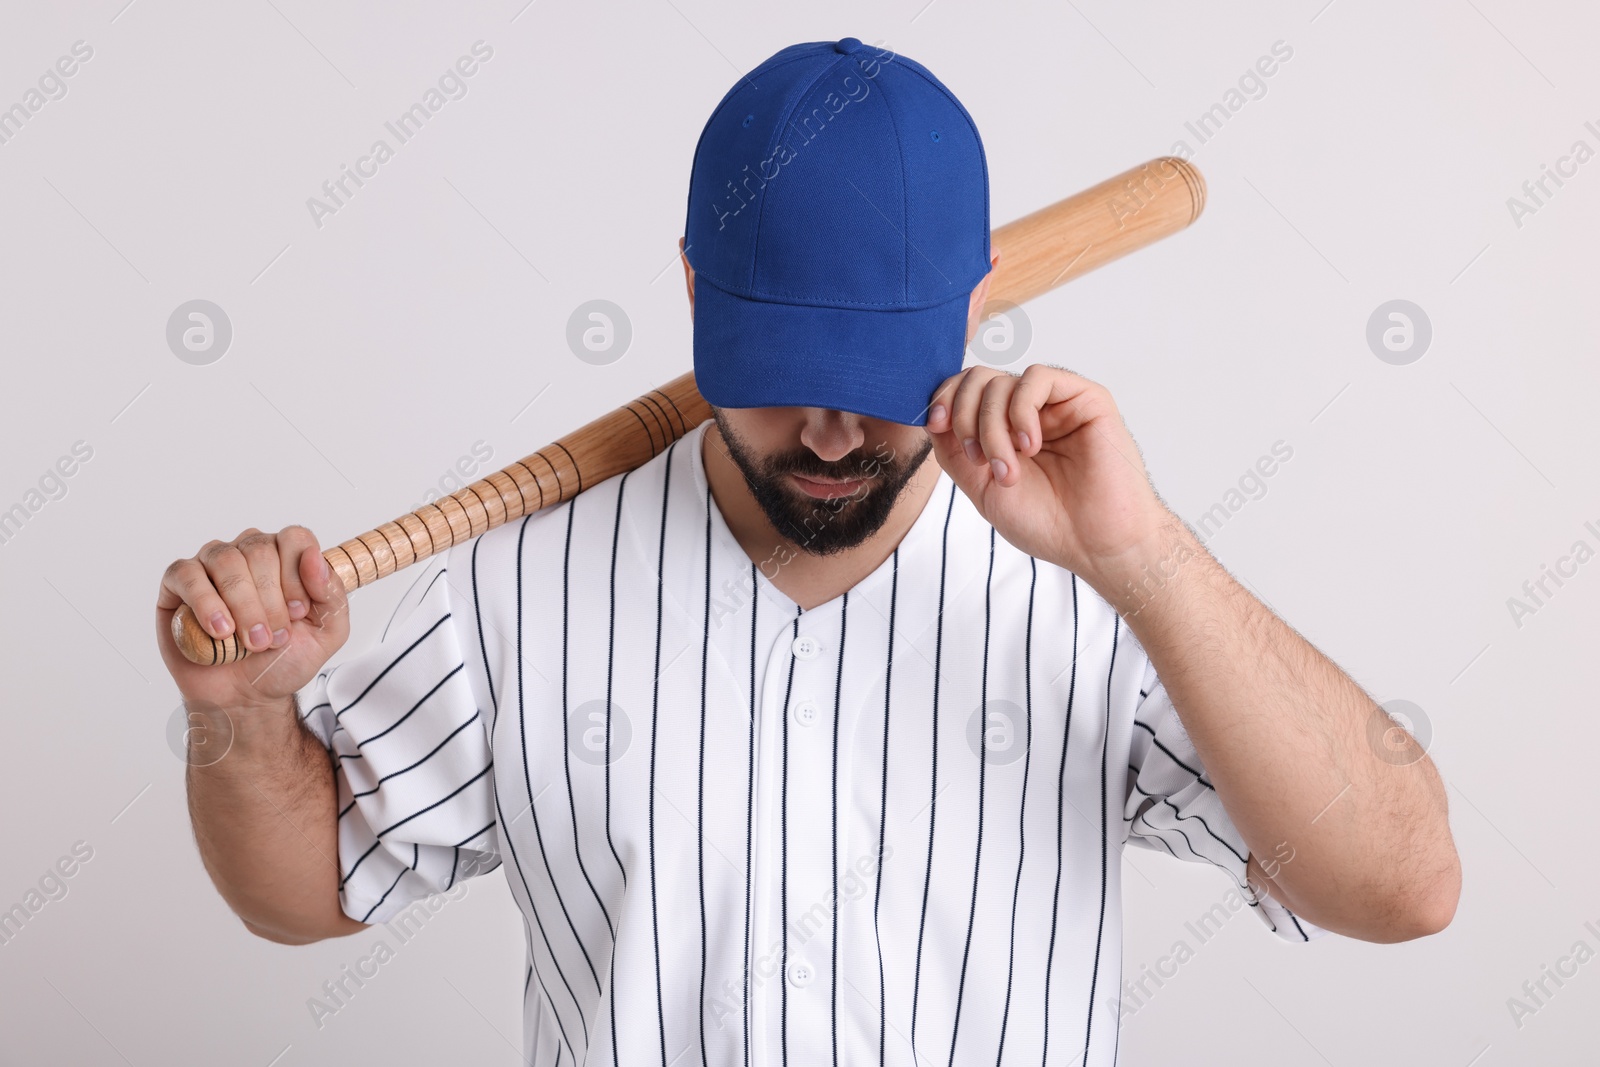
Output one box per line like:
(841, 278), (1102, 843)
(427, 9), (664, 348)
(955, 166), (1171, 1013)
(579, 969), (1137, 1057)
(923, 374), (973, 483)
(159, 553), (236, 640)
(925, 369), (967, 434)
(199, 535), (274, 652)
(976, 373), (1023, 485)
(1036, 362), (1098, 393)
(946, 367), (1001, 467)
(275, 525), (319, 622)
(1034, 373), (1116, 442)
(236, 530), (293, 650)
(1009, 365), (1054, 456)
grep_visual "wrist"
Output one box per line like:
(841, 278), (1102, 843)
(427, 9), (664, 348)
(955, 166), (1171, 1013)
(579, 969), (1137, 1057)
(1082, 516), (1207, 620)
(182, 694), (303, 768)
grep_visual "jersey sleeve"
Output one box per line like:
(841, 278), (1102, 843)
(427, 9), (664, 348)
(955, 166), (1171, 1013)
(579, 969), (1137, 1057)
(295, 547), (501, 926)
(1124, 656), (1329, 943)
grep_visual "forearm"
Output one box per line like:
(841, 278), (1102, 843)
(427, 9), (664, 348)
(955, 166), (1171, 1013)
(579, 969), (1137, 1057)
(185, 697), (368, 943)
(1092, 516), (1459, 942)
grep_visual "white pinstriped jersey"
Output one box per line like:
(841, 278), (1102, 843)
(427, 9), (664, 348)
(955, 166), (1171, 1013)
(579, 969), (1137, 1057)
(297, 416), (1326, 1067)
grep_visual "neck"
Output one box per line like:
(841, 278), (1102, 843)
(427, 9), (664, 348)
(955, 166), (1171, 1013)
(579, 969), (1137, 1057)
(701, 420), (941, 609)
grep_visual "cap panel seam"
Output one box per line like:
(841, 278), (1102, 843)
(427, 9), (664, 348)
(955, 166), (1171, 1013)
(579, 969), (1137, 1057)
(747, 49), (862, 293)
(893, 59), (991, 256)
(682, 46), (836, 269)
(869, 64), (912, 303)
(691, 44), (836, 160)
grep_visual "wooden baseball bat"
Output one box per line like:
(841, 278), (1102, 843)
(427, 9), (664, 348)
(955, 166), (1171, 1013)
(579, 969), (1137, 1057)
(173, 156), (1205, 665)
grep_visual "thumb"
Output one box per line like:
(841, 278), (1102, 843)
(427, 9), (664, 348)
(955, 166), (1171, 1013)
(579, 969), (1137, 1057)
(299, 549), (350, 651)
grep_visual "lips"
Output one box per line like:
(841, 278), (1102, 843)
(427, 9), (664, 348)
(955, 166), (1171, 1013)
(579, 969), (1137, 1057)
(790, 473), (867, 500)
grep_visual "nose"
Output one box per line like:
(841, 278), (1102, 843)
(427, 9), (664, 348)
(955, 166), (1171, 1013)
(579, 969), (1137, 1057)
(798, 410), (866, 465)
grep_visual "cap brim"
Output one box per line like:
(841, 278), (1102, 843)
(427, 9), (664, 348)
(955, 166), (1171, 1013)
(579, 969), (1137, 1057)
(691, 275), (970, 427)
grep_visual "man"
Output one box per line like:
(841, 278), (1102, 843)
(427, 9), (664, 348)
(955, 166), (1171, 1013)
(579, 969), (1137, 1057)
(165, 37), (1458, 1067)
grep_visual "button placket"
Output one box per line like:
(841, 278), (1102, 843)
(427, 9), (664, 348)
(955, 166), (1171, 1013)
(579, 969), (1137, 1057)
(780, 623), (832, 1049)
(754, 622), (835, 1062)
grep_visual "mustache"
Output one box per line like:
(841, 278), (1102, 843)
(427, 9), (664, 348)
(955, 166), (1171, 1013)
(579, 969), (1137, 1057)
(768, 451), (888, 482)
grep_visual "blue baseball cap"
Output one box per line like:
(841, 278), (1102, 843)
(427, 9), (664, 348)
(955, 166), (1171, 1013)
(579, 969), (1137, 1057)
(683, 37), (991, 427)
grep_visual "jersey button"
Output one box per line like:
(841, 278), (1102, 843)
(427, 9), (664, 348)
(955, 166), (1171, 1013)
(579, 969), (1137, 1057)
(793, 700), (819, 727)
(787, 960), (814, 988)
(791, 635), (819, 660)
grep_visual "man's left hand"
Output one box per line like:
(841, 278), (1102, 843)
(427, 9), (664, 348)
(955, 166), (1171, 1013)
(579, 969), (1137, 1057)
(925, 363), (1178, 593)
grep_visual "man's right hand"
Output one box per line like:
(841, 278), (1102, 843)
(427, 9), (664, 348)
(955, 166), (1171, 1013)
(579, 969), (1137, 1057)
(155, 525), (350, 713)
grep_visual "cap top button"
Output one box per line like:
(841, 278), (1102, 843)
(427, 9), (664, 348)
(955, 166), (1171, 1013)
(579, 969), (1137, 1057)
(835, 37), (864, 55)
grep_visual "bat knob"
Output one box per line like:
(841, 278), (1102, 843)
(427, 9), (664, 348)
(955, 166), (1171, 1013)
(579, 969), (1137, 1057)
(172, 602), (248, 666)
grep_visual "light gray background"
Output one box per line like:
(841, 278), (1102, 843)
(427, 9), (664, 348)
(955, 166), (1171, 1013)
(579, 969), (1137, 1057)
(1, 1), (1595, 1063)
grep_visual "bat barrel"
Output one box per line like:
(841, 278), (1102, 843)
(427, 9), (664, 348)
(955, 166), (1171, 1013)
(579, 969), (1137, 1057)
(989, 156), (1204, 306)
(171, 155), (1205, 666)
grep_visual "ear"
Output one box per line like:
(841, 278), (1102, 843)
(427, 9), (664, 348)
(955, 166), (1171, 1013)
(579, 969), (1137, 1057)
(680, 236), (695, 321)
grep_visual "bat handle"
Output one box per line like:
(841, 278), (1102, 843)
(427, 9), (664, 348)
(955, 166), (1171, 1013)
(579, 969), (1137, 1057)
(170, 372), (711, 667)
(170, 551), (358, 666)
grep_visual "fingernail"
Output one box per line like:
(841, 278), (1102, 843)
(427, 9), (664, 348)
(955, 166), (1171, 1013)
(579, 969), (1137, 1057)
(963, 438), (981, 463)
(288, 599), (306, 619)
(249, 623), (269, 649)
(991, 458), (1008, 479)
(318, 555), (330, 582)
(210, 611), (231, 636)
(1017, 431), (1030, 450)
(270, 627), (288, 648)
(930, 403), (946, 423)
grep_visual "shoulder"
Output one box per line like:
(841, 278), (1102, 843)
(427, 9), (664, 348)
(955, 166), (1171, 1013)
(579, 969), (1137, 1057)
(442, 421), (704, 585)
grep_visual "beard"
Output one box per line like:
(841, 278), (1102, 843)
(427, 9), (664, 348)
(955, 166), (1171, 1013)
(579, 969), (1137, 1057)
(711, 409), (934, 557)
